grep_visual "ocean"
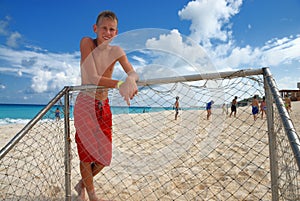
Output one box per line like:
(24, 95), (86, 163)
(0, 104), (175, 125)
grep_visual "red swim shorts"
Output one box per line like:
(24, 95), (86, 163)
(74, 93), (112, 166)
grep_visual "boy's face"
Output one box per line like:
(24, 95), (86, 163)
(93, 17), (118, 44)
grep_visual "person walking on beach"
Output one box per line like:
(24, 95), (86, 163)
(252, 95), (259, 121)
(55, 107), (60, 121)
(284, 95), (292, 114)
(222, 103), (228, 115)
(229, 96), (238, 118)
(73, 10), (139, 201)
(174, 96), (180, 120)
(260, 96), (267, 119)
(206, 100), (214, 120)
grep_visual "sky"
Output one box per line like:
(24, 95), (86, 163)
(0, 0), (300, 104)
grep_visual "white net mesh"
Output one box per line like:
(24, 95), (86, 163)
(1, 69), (300, 200)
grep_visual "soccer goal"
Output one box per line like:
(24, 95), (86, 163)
(0, 67), (299, 201)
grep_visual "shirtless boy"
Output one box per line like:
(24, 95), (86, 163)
(73, 11), (139, 201)
(252, 95), (259, 121)
(174, 96), (179, 120)
(229, 96), (238, 118)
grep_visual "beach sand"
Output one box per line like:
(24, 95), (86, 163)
(0, 123), (25, 150)
(0, 101), (299, 200)
(290, 101), (300, 133)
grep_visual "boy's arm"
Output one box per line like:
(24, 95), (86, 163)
(118, 54), (139, 81)
(80, 37), (93, 64)
(117, 54), (139, 105)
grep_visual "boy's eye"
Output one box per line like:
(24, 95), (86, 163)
(100, 26), (116, 32)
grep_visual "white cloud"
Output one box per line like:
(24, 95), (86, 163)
(175, 0), (300, 90)
(178, 1), (300, 66)
(6, 31), (22, 48)
(144, 29), (215, 74)
(25, 45), (48, 52)
(261, 36), (300, 66)
(31, 70), (51, 93)
(178, 0), (242, 46)
(0, 16), (22, 48)
(277, 76), (299, 90)
(209, 35), (300, 73)
(131, 55), (147, 66)
(0, 46), (81, 93)
(0, 16), (10, 35)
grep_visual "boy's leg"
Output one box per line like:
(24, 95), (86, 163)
(80, 161), (93, 190)
(74, 179), (85, 200)
(75, 162), (104, 200)
(80, 161), (98, 199)
(79, 161), (105, 200)
(207, 110), (211, 120)
(92, 162), (104, 177)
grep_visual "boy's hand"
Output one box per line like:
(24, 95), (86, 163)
(119, 76), (138, 105)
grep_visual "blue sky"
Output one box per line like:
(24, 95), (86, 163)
(0, 0), (299, 104)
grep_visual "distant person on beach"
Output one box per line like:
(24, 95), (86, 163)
(260, 96), (267, 118)
(55, 107), (60, 121)
(174, 96), (180, 120)
(73, 10), (139, 201)
(284, 95), (292, 114)
(229, 96), (238, 118)
(252, 95), (259, 121)
(222, 103), (228, 115)
(206, 100), (214, 120)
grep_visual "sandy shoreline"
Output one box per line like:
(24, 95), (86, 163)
(0, 101), (299, 200)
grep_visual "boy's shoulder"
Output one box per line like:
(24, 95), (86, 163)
(107, 45), (125, 58)
(80, 37), (95, 48)
(81, 36), (93, 43)
(109, 45), (122, 50)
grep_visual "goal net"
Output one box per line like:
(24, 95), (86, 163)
(0, 68), (300, 200)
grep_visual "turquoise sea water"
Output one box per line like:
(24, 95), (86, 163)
(0, 104), (175, 125)
(0, 104), (54, 125)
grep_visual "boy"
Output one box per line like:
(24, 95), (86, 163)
(284, 95), (292, 114)
(229, 96), (237, 118)
(206, 100), (214, 120)
(252, 95), (259, 121)
(174, 96), (179, 120)
(55, 107), (60, 121)
(260, 96), (267, 118)
(74, 11), (139, 201)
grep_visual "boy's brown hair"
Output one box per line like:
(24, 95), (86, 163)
(96, 10), (118, 25)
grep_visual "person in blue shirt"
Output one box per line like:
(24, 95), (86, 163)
(252, 95), (259, 121)
(206, 100), (214, 120)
